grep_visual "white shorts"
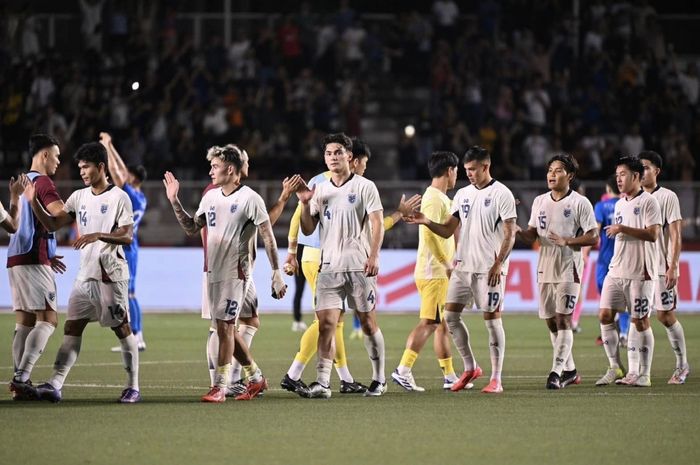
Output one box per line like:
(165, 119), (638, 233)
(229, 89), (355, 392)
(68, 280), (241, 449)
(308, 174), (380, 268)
(655, 277), (677, 312)
(600, 276), (654, 318)
(207, 278), (248, 322)
(201, 274), (257, 320)
(538, 282), (580, 319)
(315, 272), (377, 313)
(446, 270), (504, 313)
(8, 265), (57, 312)
(67, 279), (129, 327)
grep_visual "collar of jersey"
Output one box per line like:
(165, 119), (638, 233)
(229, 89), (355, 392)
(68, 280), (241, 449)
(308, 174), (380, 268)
(90, 184), (115, 196)
(221, 184), (244, 197)
(475, 178), (496, 190)
(549, 188), (573, 202)
(330, 173), (354, 188)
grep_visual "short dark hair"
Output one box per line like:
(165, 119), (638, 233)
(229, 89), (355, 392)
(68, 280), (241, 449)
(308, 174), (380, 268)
(128, 165), (148, 183)
(546, 153), (579, 177)
(321, 133), (353, 153)
(616, 156), (644, 178)
(74, 142), (108, 167)
(351, 138), (371, 160)
(29, 133), (59, 157)
(638, 150), (663, 170)
(206, 145), (243, 172)
(428, 151), (459, 178)
(605, 174), (620, 195)
(462, 145), (490, 164)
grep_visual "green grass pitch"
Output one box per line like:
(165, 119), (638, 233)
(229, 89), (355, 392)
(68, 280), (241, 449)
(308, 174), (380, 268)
(1, 312), (699, 465)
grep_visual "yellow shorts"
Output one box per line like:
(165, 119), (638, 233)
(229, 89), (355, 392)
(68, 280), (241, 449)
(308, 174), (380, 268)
(417, 278), (448, 322)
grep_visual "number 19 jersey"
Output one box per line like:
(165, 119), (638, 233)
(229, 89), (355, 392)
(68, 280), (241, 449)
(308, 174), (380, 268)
(451, 179), (517, 274)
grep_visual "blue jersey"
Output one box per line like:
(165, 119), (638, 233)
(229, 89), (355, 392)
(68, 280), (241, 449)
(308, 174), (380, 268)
(594, 196), (619, 269)
(123, 183), (147, 253)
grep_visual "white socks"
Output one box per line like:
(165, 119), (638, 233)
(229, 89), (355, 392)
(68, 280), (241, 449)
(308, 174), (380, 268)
(12, 324), (32, 371)
(363, 329), (386, 384)
(215, 363), (231, 389)
(445, 311), (476, 371)
(206, 328), (218, 386)
(287, 360), (306, 381)
(485, 318), (505, 382)
(119, 334), (140, 390)
(16, 321), (55, 382)
(335, 365), (354, 383)
(549, 329), (574, 375)
(665, 321), (688, 369)
(600, 323), (620, 368)
(627, 325), (641, 375)
(316, 357), (333, 387)
(49, 335), (82, 390)
(638, 327), (655, 377)
(230, 325), (258, 384)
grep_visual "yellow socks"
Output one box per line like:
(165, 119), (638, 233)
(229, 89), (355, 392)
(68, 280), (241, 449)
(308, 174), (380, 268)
(294, 319), (320, 364)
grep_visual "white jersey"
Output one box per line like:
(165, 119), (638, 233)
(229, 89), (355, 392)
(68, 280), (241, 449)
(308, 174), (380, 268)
(451, 179), (517, 274)
(310, 174), (383, 273)
(528, 190), (597, 283)
(607, 190), (661, 280)
(64, 185), (134, 282)
(651, 186), (682, 276)
(0, 200), (7, 223)
(196, 185), (269, 283)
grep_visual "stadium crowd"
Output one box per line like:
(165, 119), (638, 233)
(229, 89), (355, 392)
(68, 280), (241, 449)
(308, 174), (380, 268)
(0, 0), (698, 181)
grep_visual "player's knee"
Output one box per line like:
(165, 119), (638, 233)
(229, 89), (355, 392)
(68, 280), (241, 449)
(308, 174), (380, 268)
(656, 310), (675, 327)
(598, 308), (614, 324)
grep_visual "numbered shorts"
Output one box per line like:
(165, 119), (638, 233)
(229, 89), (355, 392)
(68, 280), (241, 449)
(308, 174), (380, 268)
(446, 270), (504, 312)
(538, 282), (580, 319)
(8, 264), (57, 312)
(655, 277), (677, 312)
(205, 278), (249, 322)
(600, 276), (654, 318)
(417, 278), (448, 322)
(315, 271), (377, 313)
(201, 274), (257, 320)
(67, 279), (129, 327)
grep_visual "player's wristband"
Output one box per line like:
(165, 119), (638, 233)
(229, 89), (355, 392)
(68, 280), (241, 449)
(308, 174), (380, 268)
(287, 247), (297, 254)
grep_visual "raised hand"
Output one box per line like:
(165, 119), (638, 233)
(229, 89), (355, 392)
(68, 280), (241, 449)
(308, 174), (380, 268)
(397, 193), (422, 217)
(163, 171), (180, 203)
(99, 131), (112, 147)
(281, 175), (306, 199)
(9, 174), (27, 198)
(296, 184), (315, 205)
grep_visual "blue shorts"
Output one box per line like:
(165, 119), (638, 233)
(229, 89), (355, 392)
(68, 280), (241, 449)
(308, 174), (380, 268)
(125, 248), (138, 294)
(596, 264), (609, 294)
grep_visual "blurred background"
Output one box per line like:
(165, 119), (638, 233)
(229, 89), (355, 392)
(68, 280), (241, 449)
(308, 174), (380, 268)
(1, 0), (699, 249)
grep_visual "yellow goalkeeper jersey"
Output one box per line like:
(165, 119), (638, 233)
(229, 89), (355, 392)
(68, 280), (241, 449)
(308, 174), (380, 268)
(414, 186), (455, 280)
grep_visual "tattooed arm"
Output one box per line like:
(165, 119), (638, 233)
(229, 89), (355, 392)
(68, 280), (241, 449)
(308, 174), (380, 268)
(163, 171), (206, 235)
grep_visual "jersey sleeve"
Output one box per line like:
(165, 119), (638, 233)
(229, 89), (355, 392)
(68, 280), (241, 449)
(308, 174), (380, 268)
(364, 181), (383, 214)
(116, 192), (135, 227)
(0, 200), (7, 223)
(498, 188), (517, 221)
(309, 188), (321, 218)
(63, 191), (78, 215)
(422, 197), (450, 264)
(665, 191), (682, 224)
(195, 193), (207, 218)
(578, 197), (598, 232)
(247, 192), (270, 226)
(527, 196), (539, 229)
(35, 176), (62, 208)
(450, 190), (462, 219)
(644, 196), (662, 228)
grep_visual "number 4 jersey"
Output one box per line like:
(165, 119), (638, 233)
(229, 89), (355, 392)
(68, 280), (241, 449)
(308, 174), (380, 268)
(64, 185), (134, 282)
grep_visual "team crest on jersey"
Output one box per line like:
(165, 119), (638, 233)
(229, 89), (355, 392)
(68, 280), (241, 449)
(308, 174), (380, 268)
(230, 203), (238, 213)
(634, 207), (641, 215)
(484, 197), (492, 207)
(100, 204), (108, 214)
(348, 193), (357, 204)
(563, 208), (572, 218)
(48, 292), (55, 302)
